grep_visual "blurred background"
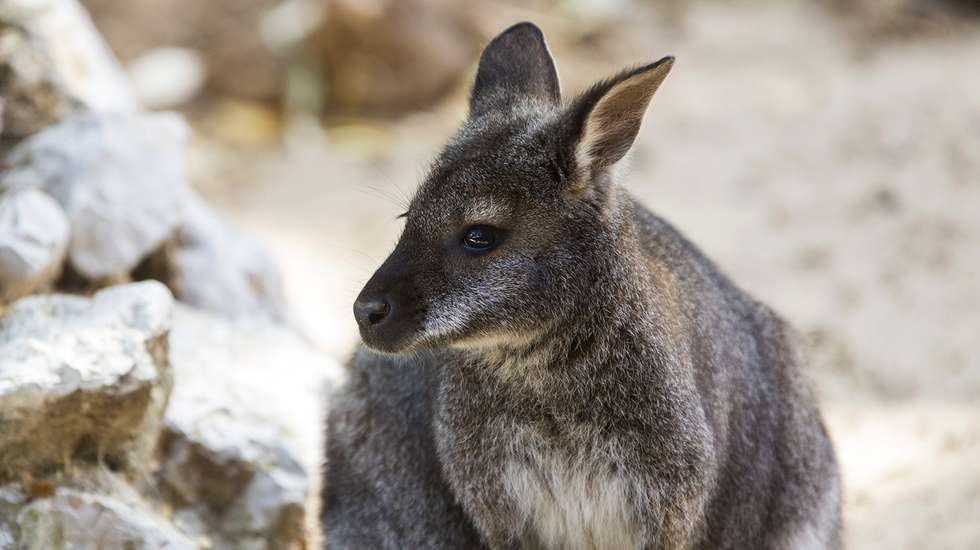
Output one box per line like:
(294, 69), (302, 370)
(68, 0), (980, 547)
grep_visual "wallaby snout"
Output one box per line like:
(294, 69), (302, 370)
(353, 241), (424, 352)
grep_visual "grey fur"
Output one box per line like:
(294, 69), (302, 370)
(321, 21), (842, 550)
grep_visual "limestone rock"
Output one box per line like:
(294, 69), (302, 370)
(0, 0), (135, 141)
(159, 305), (342, 549)
(0, 188), (69, 303)
(171, 189), (286, 322)
(0, 281), (174, 481)
(0, 484), (23, 547)
(16, 488), (195, 550)
(0, 23), (78, 143)
(0, 111), (189, 280)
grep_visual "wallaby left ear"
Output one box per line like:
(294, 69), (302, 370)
(470, 22), (561, 118)
(561, 57), (674, 183)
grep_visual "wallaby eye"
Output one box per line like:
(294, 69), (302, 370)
(462, 225), (497, 252)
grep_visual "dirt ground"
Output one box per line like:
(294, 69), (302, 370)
(190, 3), (980, 548)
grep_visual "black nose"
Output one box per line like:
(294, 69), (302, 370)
(354, 297), (391, 327)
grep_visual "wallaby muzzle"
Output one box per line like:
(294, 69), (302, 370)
(353, 240), (423, 353)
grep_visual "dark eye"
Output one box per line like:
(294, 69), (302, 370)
(462, 225), (497, 252)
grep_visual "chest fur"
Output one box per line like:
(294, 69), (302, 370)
(502, 447), (646, 550)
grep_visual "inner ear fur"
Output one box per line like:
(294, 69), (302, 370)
(561, 56), (674, 182)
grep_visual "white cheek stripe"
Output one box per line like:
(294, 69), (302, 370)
(421, 258), (527, 342)
(423, 289), (482, 339)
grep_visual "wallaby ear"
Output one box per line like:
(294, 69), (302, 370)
(562, 57), (674, 183)
(470, 22), (560, 118)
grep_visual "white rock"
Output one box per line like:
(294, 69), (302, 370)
(128, 47), (207, 110)
(0, 111), (190, 279)
(0, 20), (78, 140)
(0, 484), (25, 547)
(159, 305), (343, 548)
(0, 188), (69, 303)
(0, 0), (136, 111)
(16, 489), (195, 550)
(173, 188), (286, 322)
(0, 281), (174, 479)
(0, 0), (135, 139)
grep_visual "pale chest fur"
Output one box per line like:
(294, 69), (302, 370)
(437, 367), (675, 550)
(501, 440), (648, 550)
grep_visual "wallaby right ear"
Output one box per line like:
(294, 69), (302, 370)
(470, 22), (560, 118)
(560, 57), (674, 187)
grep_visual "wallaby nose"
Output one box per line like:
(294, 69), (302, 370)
(354, 296), (391, 327)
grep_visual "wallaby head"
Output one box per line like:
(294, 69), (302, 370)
(354, 22), (674, 353)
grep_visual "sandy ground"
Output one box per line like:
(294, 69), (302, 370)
(189, 3), (980, 548)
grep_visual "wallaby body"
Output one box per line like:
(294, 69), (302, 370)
(322, 22), (841, 550)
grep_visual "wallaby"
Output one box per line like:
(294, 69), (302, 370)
(321, 22), (842, 550)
